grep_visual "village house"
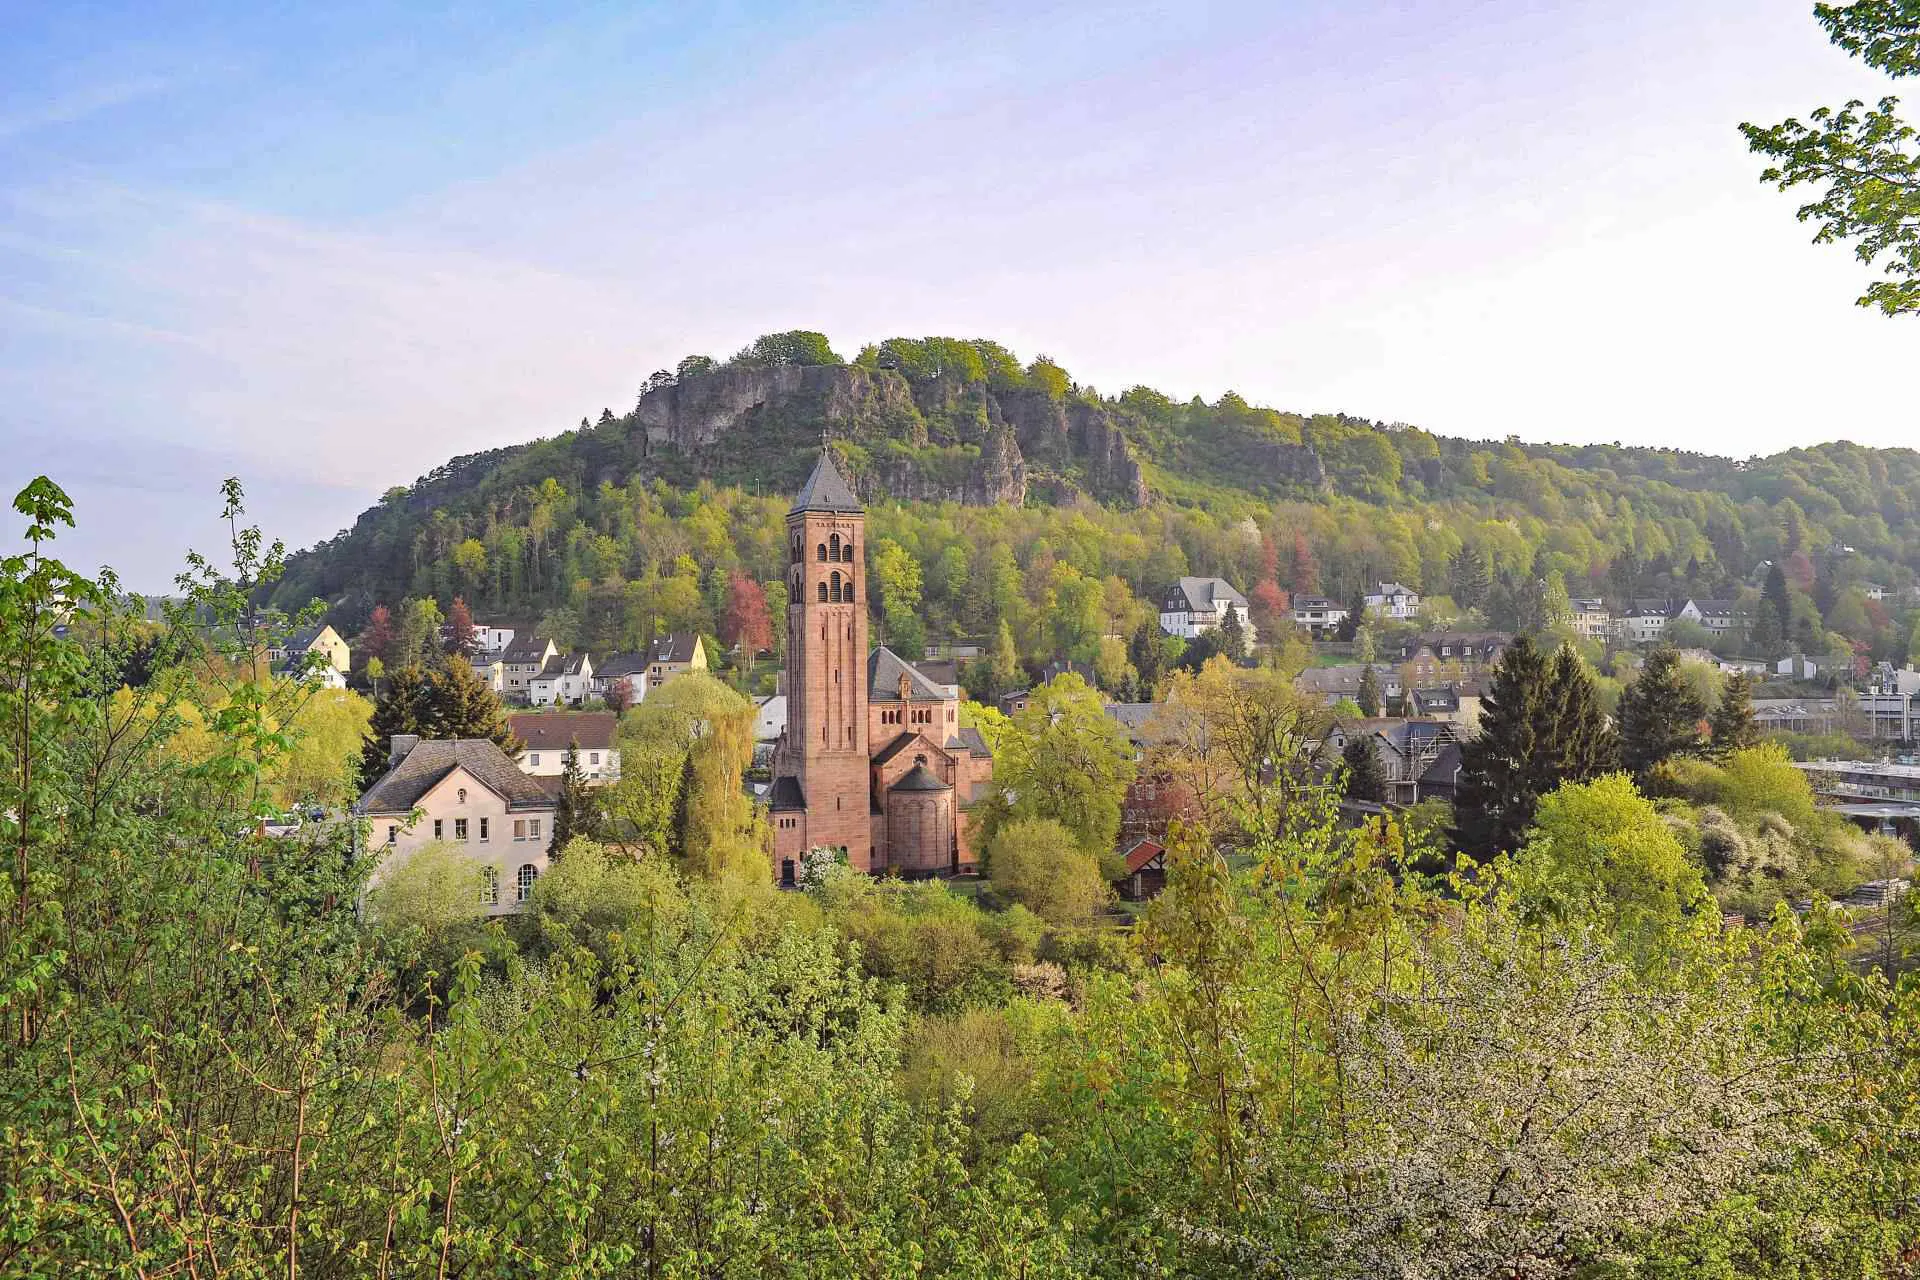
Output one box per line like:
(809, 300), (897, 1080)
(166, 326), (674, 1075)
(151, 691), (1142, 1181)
(529, 651), (594, 707)
(1291, 596), (1349, 636)
(1294, 663), (1403, 707)
(509, 711), (621, 783)
(1115, 837), (1168, 902)
(1618, 600), (1672, 645)
(442, 620), (517, 656)
(1364, 581), (1421, 620)
(1407, 684), (1482, 732)
(269, 624), (351, 687)
(500, 635), (559, 699)
(1158, 576), (1254, 642)
(1395, 633), (1510, 682)
(469, 655), (507, 693)
(1571, 598), (1612, 641)
(588, 651), (650, 704)
(1326, 717), (1463, 807)
(643, 632), (708, 691)
(355, 735), (557, 916)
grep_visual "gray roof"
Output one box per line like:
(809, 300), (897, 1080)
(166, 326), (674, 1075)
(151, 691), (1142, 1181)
(502, 635), (554, 663)
(769, 775), (807, 811)
(869, 646), (951, 702)
(948, 725), (991, 757)
(1167, 576), (1248, 612)
(356, 738), (553, 815)
(536, 652), (591, 678)
(647, 632), (701, 665)
(509, 711), (617, 752)
(891, 762), (952, 793)
(790, 450), (863, 515)
(594, 651), (650, 679)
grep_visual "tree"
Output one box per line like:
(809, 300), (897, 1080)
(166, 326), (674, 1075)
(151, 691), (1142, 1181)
(973, 674), (1136, 870)
(1289, 531), (1320, 594)
(1764, 561), (1793, 640)
(1248, 579), (1289, 640)
(1217, 605), (1247, 662)
(987, 818), (1111, 924)
(1342, 736), (1386, 803)
(1337, 588), (1366, 641)
(1617, 646), (1707, 781)
(1452, 634), (1551, 858)
(422, 654), (518, 749)
(871, 538), (926, 658)
(1356, 664), (1381, 717)
(1710, 670), (1761, 756)
(1742, 4), (1920, 315)
(606, 676), (636, 715)
(550, 740), (599, 852)
(1149, 657), (1328, 839)
(720, 570), (773, 676)
(1542, 644), (1618, 779)
(359, 661), (431, 786)
(1518, 774), (1706, 932)
(361, 603), (395, 664)
(1451, 544), (1492, 611)
(445, 596), (476, 656)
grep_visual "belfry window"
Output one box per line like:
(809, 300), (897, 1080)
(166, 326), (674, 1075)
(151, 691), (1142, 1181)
(830, 571), (843, 602)
(817, 543), (827, 562)
(829, 533), (841, 559)
(818, 582), (827, 602)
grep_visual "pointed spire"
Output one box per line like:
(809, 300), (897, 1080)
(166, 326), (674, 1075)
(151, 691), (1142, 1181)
(790, 449), (863, 515)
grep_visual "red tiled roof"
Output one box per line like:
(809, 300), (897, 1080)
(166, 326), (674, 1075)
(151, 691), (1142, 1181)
(1122, 839), (1165, 875)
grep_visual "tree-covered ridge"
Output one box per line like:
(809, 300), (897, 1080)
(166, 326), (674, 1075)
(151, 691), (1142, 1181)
(270, 331), (1920, 671)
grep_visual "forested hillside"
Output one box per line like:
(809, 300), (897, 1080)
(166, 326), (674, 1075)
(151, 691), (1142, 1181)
(270, 331), (1920, 668)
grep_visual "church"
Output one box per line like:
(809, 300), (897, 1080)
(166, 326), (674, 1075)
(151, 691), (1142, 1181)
(768, 450), (994, 883)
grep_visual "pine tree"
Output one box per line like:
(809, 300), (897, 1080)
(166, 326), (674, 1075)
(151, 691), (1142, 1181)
(1218, 606), (1247, 661)
(550, 740), (598, 853)
(1452, 634), (1550, 858)
(1542, 644), (1617, 778)
(1337, 589), (1366, 641)
(1709, 670), (1761, 756)
(1452, 545), (1492, 611)
(1763, 562), (1792, 639)
(1128, 620), (1163, 692)
(1357, 664), (1381, 717)
(1342, 735), (1386, 803)
(1617, 647), (1707, 781)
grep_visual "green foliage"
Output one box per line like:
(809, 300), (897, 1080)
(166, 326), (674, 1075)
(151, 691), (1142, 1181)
(1518, 774), (1707, 933)
(1341, 735), (1386, 803)
(986, 817), (1113, 925)
(973, 673), (1136, 868)
(1618, 646), (1708, 782)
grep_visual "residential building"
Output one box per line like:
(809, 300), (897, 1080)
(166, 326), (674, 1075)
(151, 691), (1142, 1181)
(270, 623), (351, 687)
(442, 620), (517, 656)
(1777, 654), (1830, 681)
(1159, 576), (1254, 642)
(590, 651), (651, 704)
(500, 635), (559, 699)
(1865, 583), (1890, 602)
(1673, 597), (1737, 636)
(1752, 698), (1838, 734)
(1325, 717), (1463, 806)
(1571, 598), (1612, 641)
(510, 711), (620, 783)
(529, 652), (594, 707)
(1364, 581), (1421, 620)
(1292, 596), (1349, 635)
(767, 452), (996, 883)
(355, 736), (556, 916)
(1396, 633), (1510, 682)
(469, 656), (506, 693)
(1617, 600), (1671, 645)
(1797, 758), (1920, 806)
(1408, 684), (1482, 732)
(644, 632), (708, 691)
(1295, 663), (1403, 707)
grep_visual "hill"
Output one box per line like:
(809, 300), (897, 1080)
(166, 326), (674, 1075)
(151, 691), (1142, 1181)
(269, 331), (1920, 674)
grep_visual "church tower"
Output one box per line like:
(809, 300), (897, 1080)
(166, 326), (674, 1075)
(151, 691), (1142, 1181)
(774, 450), (873, 871)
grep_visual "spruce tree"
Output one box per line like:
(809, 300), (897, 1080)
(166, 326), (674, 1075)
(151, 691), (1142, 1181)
(422, 654), (521, 752)
(358, 662), (432, 787)
(1218, 606), (1247, 662)
(1337, 589), (1367, 641)
(1617, 646), (1707, 781)
(1763, 562), (1792, 639)
(1542, 644), (1618, 779)
(550, 740), (598, 853)
(1709, 670), (1761, 756)
(1342, 735), (1387, 803)
(1357, 664), (1381, 717)
(1452, 634), (1550, 858)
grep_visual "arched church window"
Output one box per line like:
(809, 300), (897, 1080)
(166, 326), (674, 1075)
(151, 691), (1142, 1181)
(830, 571), (843, 602)
(818, 582), (827, 603)
(841, 541), (854, 562)
(829, 533), (841, 559)
(817, 543), (827, 562)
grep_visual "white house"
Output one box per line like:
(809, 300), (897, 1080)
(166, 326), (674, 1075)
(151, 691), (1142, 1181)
(269, 623), (351, 680)
(1673, 598), (1736, 636)
(469, 655), (507, 693)
(1364, 582), (1421, 620)
(588, 651), (651, 704)
(529, 652), (594, 707)
(1158, 577), (1254, 642)
(1291, 596), (1349, 635)
(1571, 599), (1611, 641)
(509, 711), (620, 783)
(355, 736), (557, 916)
(1617, 600), (1671, 645)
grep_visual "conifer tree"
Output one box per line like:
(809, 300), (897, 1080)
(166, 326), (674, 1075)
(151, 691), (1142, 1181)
(1338, 589), (1366, 641)
(1342, 735), (1387, 803)
(1763, 562), (1792, 640)
(1710, 670), (1761, 756)
(358, 662), (431, 787)
(1357, 664), (1381, 717)
(1542, 644), (1618, 779)
(422, 655), (521, 752)
(550, 740), (598, 852)
(1218, 605), (1247, 662)
(1617, 646), (1707, 781)
(1452, 634), (1550, 858)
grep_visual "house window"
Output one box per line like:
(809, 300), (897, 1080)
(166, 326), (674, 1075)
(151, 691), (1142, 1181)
(529, 753), (540, 766)
(386, 824), (397, 844)
(529, 819), (542, 839)
(479, 817), (489, 841)
(516, 864), (537, 901)
(480, 866), (499, 905)
(514, 819), (527, 841)
(455, 818), (469, 841)
(590, 751), (600, 765)
(434, 819), (443, 840)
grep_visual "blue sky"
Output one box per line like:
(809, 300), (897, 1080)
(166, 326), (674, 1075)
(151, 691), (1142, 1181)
(2, 0), (1912, 588)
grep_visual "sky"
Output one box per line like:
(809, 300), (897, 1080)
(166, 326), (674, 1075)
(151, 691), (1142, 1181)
(1, 0), (1914, 589)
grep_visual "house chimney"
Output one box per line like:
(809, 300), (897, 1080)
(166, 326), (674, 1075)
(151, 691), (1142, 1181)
(390, 734), (420, 768)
